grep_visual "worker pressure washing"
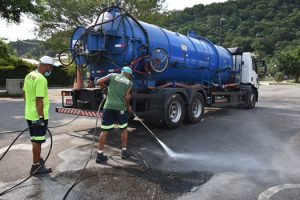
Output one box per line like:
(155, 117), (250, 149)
(23, 56), (58, 175)
(95, 66), (133, 163)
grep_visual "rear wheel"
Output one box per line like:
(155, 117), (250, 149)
(164, 94), (185, 128)
(246, 89), (256, 109)
(185, 93), (204, 123)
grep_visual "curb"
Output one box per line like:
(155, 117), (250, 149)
(0, 90), (7, 97)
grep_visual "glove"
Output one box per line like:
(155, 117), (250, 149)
(37, 117), (45, 127)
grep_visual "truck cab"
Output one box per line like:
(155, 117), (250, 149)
(240, 52), (259, 88)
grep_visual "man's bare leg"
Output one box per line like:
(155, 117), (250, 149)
(32, 142), (41, 164)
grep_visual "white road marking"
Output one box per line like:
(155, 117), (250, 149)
(269, 112), (300, 117)
(258, 184), (300, 200)
(0, 134), (69, 154)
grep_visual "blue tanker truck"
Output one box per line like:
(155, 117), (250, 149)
(56, 5), (266, 128)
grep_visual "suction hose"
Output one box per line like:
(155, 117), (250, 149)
(62, 96), (106, 200)
(0, 127), (53, 196)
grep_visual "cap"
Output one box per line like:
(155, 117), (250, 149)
(39, 56), (59, 67)
(39, 56), (53, 65)
(121, 66), (132, 75)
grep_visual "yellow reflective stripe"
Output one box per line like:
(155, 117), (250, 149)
(31, 136), (46, 140)
(119, 123), (128, 128)
(101, 124), (115, 129)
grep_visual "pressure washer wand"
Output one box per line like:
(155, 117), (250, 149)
(132, 112), (161, 142)
(132, 111), (176, 158)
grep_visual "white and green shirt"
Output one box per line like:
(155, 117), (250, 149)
(104, 73), (132, 110)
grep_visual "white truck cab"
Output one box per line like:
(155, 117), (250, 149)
(240, 52), (259, 89)
(231, 49), (260, 89)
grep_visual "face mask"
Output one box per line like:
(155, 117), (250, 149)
(44, 71), (51, 77)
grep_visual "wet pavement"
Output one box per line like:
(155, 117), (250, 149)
(1, 85), (300, 200)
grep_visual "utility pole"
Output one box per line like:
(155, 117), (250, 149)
(17, 38), (20, 57)
(219, 18), (226, 45)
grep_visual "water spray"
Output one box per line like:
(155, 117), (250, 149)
(132, 111), (210, 160)
(131, 112), (179, 158)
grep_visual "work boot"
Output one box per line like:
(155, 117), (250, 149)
(39, 157), (45, 165)
(96, 152), (108, 163)
(30, 164), (52, 175)
(121, 150), (130, 159)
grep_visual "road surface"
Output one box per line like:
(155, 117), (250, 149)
(0, 84), (300, 200)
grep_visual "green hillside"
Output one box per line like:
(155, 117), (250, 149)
(9, 40), (52, 59)
(158, 0), (299, 57)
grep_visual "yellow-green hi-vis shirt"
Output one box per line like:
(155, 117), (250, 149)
(23, 71), (50, 120)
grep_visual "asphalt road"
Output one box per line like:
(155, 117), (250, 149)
(0, 84), (300, 200)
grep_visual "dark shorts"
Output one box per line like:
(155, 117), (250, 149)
(27, 120), (48, 144)
(101, 109), (128, 131)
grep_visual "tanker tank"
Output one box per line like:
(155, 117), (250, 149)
(70, 6), (234, 89)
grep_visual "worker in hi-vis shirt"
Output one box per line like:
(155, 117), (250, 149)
(95, 66), (133, 163)
(23, 56), (58, 175)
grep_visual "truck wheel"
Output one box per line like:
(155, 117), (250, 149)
(164, 94), (185, 128)
(246, 89), (256, 109)
(185, 93), (204, 123)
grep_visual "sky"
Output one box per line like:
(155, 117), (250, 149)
(0, 0), (227, 41)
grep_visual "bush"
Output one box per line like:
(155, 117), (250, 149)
(47, 66), (75, 86)
(0, 59), (34, 86)
(274, 72), (284, 82)
(260, 75), (274, 81)
(0, 56), (76, 87)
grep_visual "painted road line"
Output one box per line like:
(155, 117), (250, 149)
(258, 184), (300, 200)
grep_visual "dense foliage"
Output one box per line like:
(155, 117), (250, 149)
(34, 0), (165, 39)
(159, 0), (300, 57)
(0, 39), (74, 86)
(0, 39), (34, 85)
(0, 0), (40, 23)
(275, 46), (300, 82)
(9, 40), (47, 58)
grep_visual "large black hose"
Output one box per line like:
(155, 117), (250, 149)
(0, 115), (80, 135)
(0, 128), (53, 196)
(62, 97), (105, 200)
(0, 128), (29, 161)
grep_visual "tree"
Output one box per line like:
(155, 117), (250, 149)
(35, 0), (165, 38)
(0, 38), (9, 58)
(120, 0), (166, 20)
(0, 0), (40, 23)
(275, 46), (300, 83)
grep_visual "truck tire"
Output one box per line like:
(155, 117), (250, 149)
(185, 93), (204, 123)
(164, 94), (185, 128)
(246, 89), (256, 109)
